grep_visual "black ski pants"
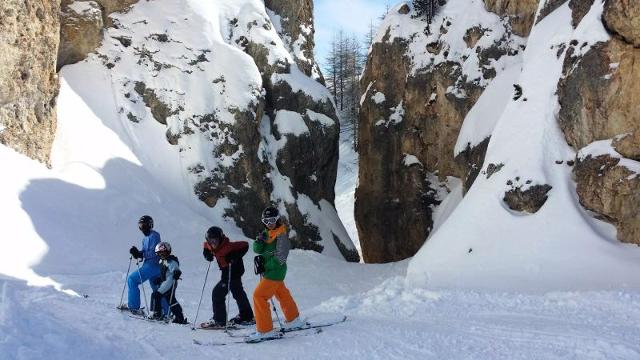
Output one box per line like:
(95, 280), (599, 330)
(212, 277), (254, 323)
(151, 283), (185, 323)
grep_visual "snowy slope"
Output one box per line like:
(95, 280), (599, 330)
(407, 1), (640, 291)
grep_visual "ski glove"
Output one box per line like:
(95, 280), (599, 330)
(203, 248), (214, 262)
(255, 231), (268, 243)
(173, 269), (182, 280)
(130, 246), (143, 259)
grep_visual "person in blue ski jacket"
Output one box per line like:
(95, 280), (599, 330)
(125, 215), (162, 315)
(149, 242), (187, 324)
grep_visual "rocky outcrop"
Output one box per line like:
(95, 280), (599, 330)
(558, 0), (640, 245)
(58, 1), (104, 70)
(483, 0), (538, 37)
(0, 0), (60, 165)
(58, 0), (140, 69)
(264, 0), (322, 81)
(503, 182), (552, 213)
(575, 152), (640, 245)
(210, 5), (355, 259)
(603, 0), (640, 47)
(356, 2), (523, 263)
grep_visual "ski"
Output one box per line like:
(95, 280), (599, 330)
(225, 315), (347, 338)
(283, 315), (347, 334)
(192, 328), (322, 346)
(127, 313), (190, 326)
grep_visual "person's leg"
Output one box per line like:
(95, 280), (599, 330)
(168, 285), (185, 323)
(212, 280), (229, 324)
(151, 291), (163, 316)
(274, 281), (299, 322)
(252, 278), (278, 333)
(127, 269), (142, 309)
(230, 278), (254, 320)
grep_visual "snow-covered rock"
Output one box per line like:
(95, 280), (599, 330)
(357, 0), (524, 263)
(56, 0), (357, 261)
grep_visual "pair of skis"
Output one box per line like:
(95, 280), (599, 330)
(192, 315), (347, 346)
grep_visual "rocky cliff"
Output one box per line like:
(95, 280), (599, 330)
(0, 0), (60, 165)
(558, 0), (640, 245)
(357, 1), (525, 263)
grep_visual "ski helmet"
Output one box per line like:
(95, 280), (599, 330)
(138, 215), (154, 228)
(206, 226), (224, 245)
(155, 242), (171, 255)
(261, 206), (279, 227)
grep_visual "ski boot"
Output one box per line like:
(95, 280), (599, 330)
(245, 329), (283, 343)
(229, 315), (255, 326)
(282, 316), (307, 331)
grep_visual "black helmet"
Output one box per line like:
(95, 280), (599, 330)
(262, 206), (279, 219)
(261, 206), (279, 227)
(206, 226), (224, 243)
(138, 215), (154, 228)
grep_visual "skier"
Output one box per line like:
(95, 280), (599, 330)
(247, 206), (305, 342)
(121, 215), (162, 315)
(149, 242), (187, 324)
(199, 226), (255, 329)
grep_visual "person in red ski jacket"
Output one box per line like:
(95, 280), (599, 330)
(199, 226), (254, 329)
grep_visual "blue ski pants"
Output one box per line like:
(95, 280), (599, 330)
(127, 262), (161, 310)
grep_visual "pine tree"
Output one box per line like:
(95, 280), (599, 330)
(413, 0), (445, 24)
(323, 30), (366, 149)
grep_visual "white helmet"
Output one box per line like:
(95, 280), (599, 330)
(155, 242), (171, 255)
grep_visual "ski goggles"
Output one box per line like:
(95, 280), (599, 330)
(261, 216), (278, 227)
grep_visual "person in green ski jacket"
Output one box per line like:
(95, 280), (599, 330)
(247, 206), (305, 342)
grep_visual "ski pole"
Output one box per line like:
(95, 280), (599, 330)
(118, 256), (133, 309)
(136, 260), (149, 316)
(191, 261), (211, 330)
(225, 261), (232, 330)
(168, 279), (177, 319)
(271, 298), (283, 328)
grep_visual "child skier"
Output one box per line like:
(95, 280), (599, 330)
(247, 206), (305, 342)
(120, 215), (162, 315)
(200, 226), (255, 329)
(149, 242), (187, 324)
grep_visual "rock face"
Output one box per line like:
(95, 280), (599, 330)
(58, 0), (140, 69)
(58, 1), (104, 70)
(558, 0), (640, 245)
(356, 1), (523, 263)
(483, 0), (538, 36)
(0, 0), (60, 165)
(264, 0), (322, 80)
(575, 150), (640, 245)
(603, 0), (640, 47)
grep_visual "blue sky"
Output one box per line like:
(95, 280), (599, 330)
(313, 0), (395, 68)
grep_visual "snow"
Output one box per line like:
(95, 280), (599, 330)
(274, 110), (310, 136)
(407, 2), (640, 292)
(67, 1), (101, 16)
(306, 109), (335, 127)
(455, 64), (522, 155)
(579, 139), (640, 175)
(402, 154), (422, 167)
(271, 66), (333, 103)
(375, 0), (525, 85)
(335, 128), (361, 256)
(371, 91), (386, 104)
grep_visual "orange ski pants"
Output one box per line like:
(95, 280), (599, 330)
(253, 278), (299, 333)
